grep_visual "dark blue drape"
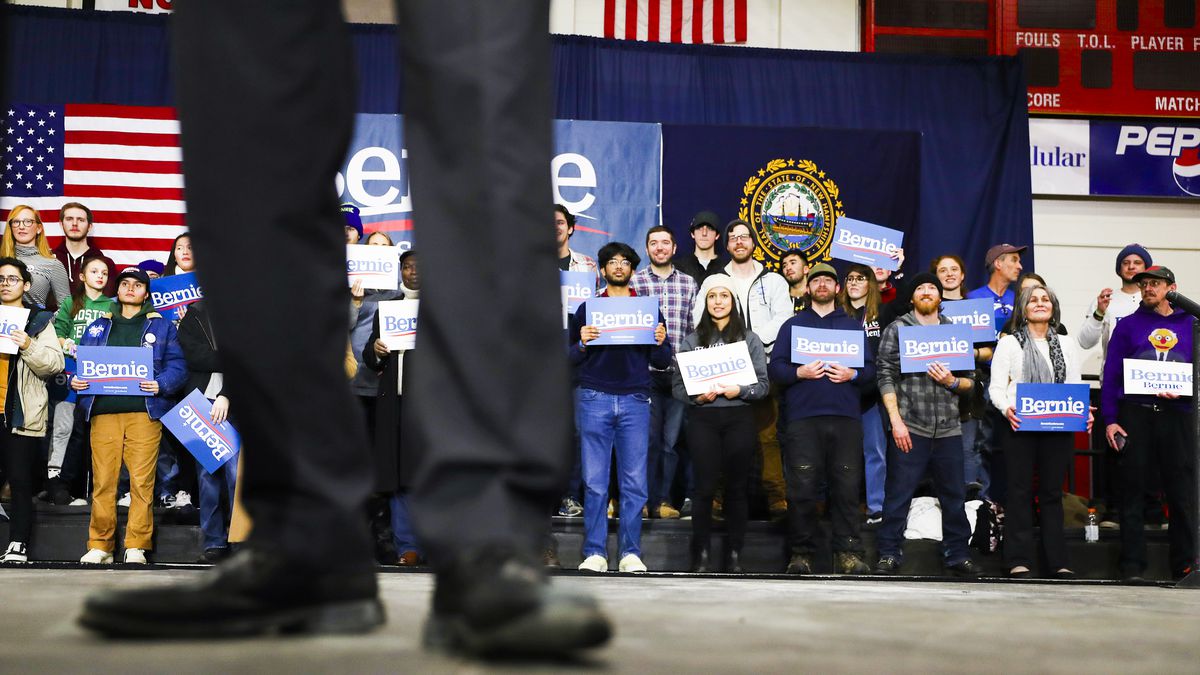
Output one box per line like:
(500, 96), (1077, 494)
(4, 6), (1033, 281)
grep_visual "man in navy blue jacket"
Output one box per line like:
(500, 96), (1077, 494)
(569, 242), (670, 574)
(769, 263), (875, 575)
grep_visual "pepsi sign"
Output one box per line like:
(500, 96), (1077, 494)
(1093, 122), (1200, 199)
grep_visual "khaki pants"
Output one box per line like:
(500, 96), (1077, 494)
(228, 453), (252, 543)
(753, 393), (788, 508)
(88, 412), (161, 552)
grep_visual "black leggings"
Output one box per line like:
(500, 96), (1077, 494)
(1, 429), (41, 544)
(686, 405), (756, 554)
(1001, 427), (1073, 571)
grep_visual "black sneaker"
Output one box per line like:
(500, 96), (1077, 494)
(424, 546), (611, 658)
(785, 554), (813, 575)
(48, 477), (73, 506)
(874, 555), (901, 574)
(78, 546), (384, 638)
(195, 547), (231, 564)
(946, 559), (982, 577)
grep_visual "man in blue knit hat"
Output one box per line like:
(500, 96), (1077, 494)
(1078, 243), (1152, 357)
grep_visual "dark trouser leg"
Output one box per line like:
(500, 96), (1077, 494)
(396, 0), (566, 567)
(929, 435), (972, 564)
(686, 407), (722, 556)
(877, 434), (933, 560)
(173, 0), (375, 579)
(60, 404), (90, 498)
(1002, 426), (1036, 569)
(720, 406), (756, 553)
(1117, 404), (1150, 576)
(1035, 432), (1074, 572)
(783, 419), (824, 555)
(826, 417), (864, 554)
(1, 432), (37, 544)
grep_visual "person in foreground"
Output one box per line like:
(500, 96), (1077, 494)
(77, 0), (611, 658)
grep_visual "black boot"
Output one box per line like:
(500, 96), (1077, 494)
(691, 548), (711, 573)
(727, 550), (744, 574)
(423, 545), (611, 657)
(78, 546), (384, 638)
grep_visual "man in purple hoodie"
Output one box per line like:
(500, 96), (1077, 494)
(1102, 266), (1196, 581)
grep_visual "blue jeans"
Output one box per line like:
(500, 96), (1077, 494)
(390, 491), (422, 556)
(877, 433), (972, 565)
(862, 404), (887, 514)
(649, 375), (686, 507)
(197, 459), (237, 550)
(576, 387), (650, 559)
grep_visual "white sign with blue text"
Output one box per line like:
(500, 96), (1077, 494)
(898, 324), (974, 373)
(586, 297), (659, 346)
(346, 245), (399, 290)
(790, 326), (864, 368)
(0, 306), (30, 355)
(561, 271), (594, 330)
(163, 389), (241, 474)
(829, 217), (903, 271)
(1014, 383), (1089, 432)
(676, 341), (758, 396)
(150, 272), (203, 322)
(940, 298), (996, 343)
(76, 346), (154, 396)
(377, 299), (418, 351)
(1123, 358), (1193, 396)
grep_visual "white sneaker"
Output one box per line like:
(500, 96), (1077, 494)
(172, 491), (193, 509)
(80, 548), (114, 564)
(1, 541), (28, 563)
(578, 554), (608, 573)
(123, 548), (148, 564)
(69, 498), (88, 507)
(618, 553), (648, 573)
(117, 493), (131, 508)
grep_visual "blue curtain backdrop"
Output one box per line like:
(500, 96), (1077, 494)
(3, 6), (1032, 282)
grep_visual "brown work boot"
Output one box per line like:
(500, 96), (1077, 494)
(836, 552), (870, 575)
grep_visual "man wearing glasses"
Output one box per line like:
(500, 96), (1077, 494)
(569, 242), (669, 574)
(705, 219), (792, 519)
(770, 263), (874, 574)
(1101, 266), (1196, 581)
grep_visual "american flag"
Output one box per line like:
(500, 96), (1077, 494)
(604, 0), (747, 44)
(0, 103), (184, 268)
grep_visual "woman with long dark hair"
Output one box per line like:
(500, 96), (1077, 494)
(672, 274), (768, 573)
(989, 284), (1089, 578)
(839, 263), (887, 523)
(163, 233), (195, 277)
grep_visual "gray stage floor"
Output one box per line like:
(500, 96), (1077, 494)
(1, 568), (1197, 674)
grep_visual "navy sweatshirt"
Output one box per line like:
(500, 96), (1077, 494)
(768, 306), (876, 422)
(568, 294), (672, 395)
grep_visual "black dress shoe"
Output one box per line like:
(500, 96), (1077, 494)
(691, 549), (710, 573)
(874, 555), (900, 575)
(947, 559), (982, 577)
(78, 547), (384, 638)
(727, 550), (743, 574)
(786, 554), (813, 575)
(423, 546), (611, 658)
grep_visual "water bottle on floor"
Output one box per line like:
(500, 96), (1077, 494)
(1085, 507), (1100, 543)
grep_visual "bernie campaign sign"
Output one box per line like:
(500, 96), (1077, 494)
(898, 324), (974, 374)
(940, 298), (996, 343)
(1123, 358), (1193, 396)
(0, 306), (30, 355)
(1014, 383), (1089, 432)
(377, 299), (418, 351)
(163, 389), (241, 474)
(346, 244), (400, 290)
(829, 217), (904, 271)
(75, 346), (153, 396)
(561, 271), (594, 330)
(150, 272), (203, 322)
(676, 341), (759, 396)
(585, 297), (659, 346)
(790, 326), (864, 368)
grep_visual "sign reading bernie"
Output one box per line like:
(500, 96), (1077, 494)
(163, 389), (241, 474)
(347, 245), (399, 291)
(584, 297), (659, 346)
(150, 272), (203, 322)
(675, 341), (759, 396)
(0, 306), (29, 356)
(377, 299), (418, 351)
(1123, 358), (1193, 396)
(790, 326), (864, 368)
(1014, 383), (1089, 432)
(898, 324), (974, 373)
(829, 217), (904, 271)
(75, 346), (154, 396)
(940, 298), (996, 343)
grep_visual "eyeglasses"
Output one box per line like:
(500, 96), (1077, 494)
(9, 219), (36, 228)
(605, 259), (633, 269)
(0, 275), (24, 287)
(845, 275), (868, 283)
(728, 234), (752, 243)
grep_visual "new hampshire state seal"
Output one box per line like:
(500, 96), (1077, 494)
(738, 158), (843, 271)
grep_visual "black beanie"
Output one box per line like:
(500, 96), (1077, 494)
(907, 271), (943, 299)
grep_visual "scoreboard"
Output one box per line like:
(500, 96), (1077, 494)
(864, 0), (1200, 117)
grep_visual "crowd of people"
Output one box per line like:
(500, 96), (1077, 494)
(0, 201), (1194, 584)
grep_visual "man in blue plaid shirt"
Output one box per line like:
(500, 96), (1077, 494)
(631, 226), (697, 519)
